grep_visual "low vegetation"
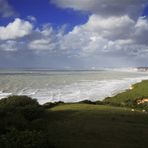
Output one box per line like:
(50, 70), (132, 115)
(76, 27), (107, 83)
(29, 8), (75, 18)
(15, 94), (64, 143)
(0, 96), (54, 148)
(48, 104), (148, 148)
(1, 80), (148, 147)
(103, 80), (148, 111)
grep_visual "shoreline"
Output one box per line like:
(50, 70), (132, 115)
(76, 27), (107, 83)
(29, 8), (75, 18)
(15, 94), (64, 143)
(0, 79), (147, 105)
(38, 79), (148, 104)
(43, 80), (148, 111)
(0, 69), (148, 104)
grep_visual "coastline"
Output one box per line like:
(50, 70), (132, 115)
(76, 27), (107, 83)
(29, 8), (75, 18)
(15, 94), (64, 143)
(103, 80), (148, 107)
(0, 79), (148, 105)
(0, 69), (148, 104)
(38, 79), (148, 104)
(43, 80), (148, 111)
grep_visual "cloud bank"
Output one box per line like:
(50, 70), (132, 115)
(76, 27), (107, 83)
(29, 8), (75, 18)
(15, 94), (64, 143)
(0, 0), (148, 68)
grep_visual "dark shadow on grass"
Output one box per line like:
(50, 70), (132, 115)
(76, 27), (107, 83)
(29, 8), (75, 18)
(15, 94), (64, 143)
(48, 110), (79, 121)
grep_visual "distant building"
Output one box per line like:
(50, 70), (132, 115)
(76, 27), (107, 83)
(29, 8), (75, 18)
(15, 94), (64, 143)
(137, 67), (148, 72)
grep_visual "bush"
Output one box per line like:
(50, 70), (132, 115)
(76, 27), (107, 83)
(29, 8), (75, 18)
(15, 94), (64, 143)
(0, 95), (46, 121)
(43, 101), (64, 109)
(0, 129), (54, 148)
(96, 100), (107, 105)
(0, 96), (54, 147)
(78, 100), (96, 105)
(0, 96), (38, 108)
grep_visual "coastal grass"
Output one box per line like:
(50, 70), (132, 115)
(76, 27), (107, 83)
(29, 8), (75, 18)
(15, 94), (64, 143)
(47, 103), (148, 148)
(103, 80), (148, 105)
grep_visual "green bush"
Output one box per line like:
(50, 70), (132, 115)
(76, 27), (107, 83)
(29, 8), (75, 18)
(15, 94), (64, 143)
(0, 95), (45, 119)
(0, 96), (38, 108)
(78, 100), (97, 105)
(43, 101), (64, 109)
(0, 129), (54, 148)
(0, 96), (53, 147)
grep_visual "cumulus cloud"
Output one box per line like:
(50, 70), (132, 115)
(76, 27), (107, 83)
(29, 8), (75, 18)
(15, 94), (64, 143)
(0, 0), (16, 17)
(74, 15), (135, 40)
(0, 40), (18, 51)
(1, 15), (148, 58)
(59, 14), (148, 57)
(50, 0), (148, 61)
(28, 24), (58, 51)
(0, 18), (33, 40)
(29, 38), (56, 51)
(1, 12), (148, 67)
(0, 14), (148, 59)
(51, 0), (148, 18)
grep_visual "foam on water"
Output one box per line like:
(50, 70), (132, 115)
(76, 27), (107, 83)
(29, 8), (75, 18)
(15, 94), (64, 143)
(0, 91), (12, 98)
(0, 70), (148, 104)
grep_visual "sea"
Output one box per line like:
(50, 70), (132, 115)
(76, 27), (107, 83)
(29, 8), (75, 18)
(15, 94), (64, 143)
(0, 69), (148, 104)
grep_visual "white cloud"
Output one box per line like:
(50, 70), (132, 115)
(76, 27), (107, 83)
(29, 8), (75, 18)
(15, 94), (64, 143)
(29, 38), (56, 51)
(28, 25), (57, 51)
(79, 15), (135, 39)
(0, 14), (148, 66)
(132, 17), (148, 45)
(58, 14), (148, 57)
(27, 16), (36, 22)
(40, 24), (54, 36)
(134, 17), (148, 34)
(0, 18), (33, 40)
(50, 0), (148, 60)
(0, 40), (18, 51)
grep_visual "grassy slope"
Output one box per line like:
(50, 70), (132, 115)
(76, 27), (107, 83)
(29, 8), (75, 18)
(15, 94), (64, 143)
(47, 104), (148, 148)
(104, 80), (148, 104)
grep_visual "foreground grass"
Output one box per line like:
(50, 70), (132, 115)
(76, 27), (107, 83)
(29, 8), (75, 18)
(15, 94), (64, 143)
(47, 104), (148, 148)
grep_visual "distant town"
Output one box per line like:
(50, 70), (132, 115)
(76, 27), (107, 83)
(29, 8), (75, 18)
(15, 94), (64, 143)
(137, 67), (148, 72)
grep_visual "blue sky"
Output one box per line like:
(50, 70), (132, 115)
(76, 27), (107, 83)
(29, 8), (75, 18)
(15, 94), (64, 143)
(0, 0), (148, 69)
(1, 0), (89, 31)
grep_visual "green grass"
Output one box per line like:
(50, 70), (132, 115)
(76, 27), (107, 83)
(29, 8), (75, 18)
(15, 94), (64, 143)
(47, 104), (148, 148)
(104, 80), (148, 105)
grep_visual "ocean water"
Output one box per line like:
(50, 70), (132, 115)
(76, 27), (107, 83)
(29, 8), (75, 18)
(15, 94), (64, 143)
(0, 69), (148, 104)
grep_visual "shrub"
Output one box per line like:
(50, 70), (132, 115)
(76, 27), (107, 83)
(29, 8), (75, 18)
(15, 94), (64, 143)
(0, 95), (45, 121)
(0, 129), (54, 148)
(0, 96), (54, 147)
(43, 101), (64, 109)
(0, 96), (47, 133)
(78, 100), (96, 104)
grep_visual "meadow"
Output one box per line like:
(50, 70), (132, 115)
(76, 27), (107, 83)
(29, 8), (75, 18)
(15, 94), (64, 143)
(48, 103), (148, 148)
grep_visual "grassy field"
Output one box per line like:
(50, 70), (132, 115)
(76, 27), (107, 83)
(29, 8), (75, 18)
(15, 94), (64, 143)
(47, 104), (148, 148)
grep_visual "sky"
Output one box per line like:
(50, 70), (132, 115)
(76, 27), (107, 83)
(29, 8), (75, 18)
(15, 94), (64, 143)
(0, 0), (148, 69)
